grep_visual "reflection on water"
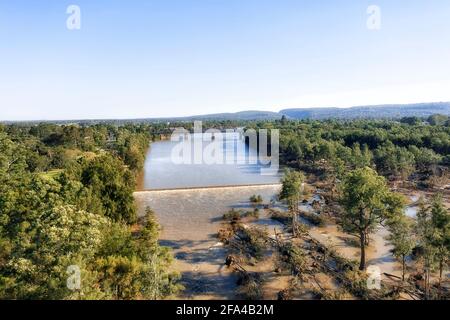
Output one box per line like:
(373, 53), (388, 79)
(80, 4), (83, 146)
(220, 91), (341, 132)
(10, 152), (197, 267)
(142, 132), (280, 190)
(405, 195), (420, 218)
(405, 207), (418, 218)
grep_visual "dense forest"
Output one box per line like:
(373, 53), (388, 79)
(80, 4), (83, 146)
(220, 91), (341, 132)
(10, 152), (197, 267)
(246, 114), (450, 187)
(0, 123), (181, 299)
(280, 102), (450, 120)
(0, 115), (448, 300)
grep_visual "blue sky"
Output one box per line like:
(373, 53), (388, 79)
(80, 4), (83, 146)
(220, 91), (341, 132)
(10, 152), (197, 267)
(1, 0), (450, 120)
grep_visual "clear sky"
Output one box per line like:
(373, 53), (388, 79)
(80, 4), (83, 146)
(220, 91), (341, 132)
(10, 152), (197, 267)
(1, 0), (450, 120)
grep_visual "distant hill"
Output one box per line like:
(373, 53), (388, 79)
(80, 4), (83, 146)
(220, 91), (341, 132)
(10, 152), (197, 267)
(3, 102), (449, 124)
(155, 110), (282, 121)
(279, 102), (450, 120)
(1, 111), (282, 125)
(150, 102), (450, 122)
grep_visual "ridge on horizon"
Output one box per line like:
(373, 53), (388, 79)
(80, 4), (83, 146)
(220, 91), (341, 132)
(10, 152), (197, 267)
(1, 101), (449, 123)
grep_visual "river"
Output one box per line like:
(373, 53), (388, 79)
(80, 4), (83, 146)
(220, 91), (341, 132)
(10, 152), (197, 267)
(140, 132), (280, 190)
(135, 132), (282, 299)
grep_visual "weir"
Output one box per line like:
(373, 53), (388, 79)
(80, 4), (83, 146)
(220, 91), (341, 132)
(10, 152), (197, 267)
(134, 183), (282, 194)
(134, 183), (282, 299)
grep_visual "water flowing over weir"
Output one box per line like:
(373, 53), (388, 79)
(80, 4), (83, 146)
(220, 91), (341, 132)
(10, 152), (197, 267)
(134, 185), (282, 299)
(134, 184), (282, 245)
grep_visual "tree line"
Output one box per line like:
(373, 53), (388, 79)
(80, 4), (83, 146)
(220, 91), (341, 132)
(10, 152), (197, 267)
(246, 116), (449, 187)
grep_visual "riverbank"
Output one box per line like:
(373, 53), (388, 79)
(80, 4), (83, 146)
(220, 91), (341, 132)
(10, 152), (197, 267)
(134, 183), (428, 299)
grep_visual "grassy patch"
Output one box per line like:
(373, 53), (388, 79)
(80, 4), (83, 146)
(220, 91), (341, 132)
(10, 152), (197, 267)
(40, 169), (64, 180)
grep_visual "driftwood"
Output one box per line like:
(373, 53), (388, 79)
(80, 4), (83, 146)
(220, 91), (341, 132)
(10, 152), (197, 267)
(312, 274), (326, 293)
(383, 272), (402, 280)
(225, 254), (247, 274)
(277, 289), (292, 300)
(222, 208), (432, 300)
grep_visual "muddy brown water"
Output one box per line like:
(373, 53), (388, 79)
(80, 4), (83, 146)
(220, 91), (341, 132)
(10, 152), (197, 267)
(134, 185), (282, 300)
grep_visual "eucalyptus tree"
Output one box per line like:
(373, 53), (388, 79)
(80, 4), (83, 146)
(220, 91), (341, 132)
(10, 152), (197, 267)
(339, 167), (405, 270)
(279, 169), (306, 237)
(387, 215), (415, 281)
(415, 198), (437, 299)
(427, 194), (449, 292)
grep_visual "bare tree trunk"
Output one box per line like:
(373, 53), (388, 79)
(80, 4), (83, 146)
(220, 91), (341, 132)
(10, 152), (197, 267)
(425, 267), (430, 300)
(293, 214), (297, 237)
(291, 209), (297, 238)
(439, 259), (443, 299)
(402, 256), (406, 282)
(359, 231), (366, 271)
(292, 197), (300, 238)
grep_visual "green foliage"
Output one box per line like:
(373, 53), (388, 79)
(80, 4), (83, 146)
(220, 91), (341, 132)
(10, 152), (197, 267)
(279, 169), (305, 210)
(299, 211), (325, 227)
(408, 146), (442, 171)
(350, 143), (373, 169)
(428, 114), (449, 126)
(279, 169), (306, 237)
(1, 118), (448, 299)
(415, 198), (437, 271)
(277, 242), (307, 275)
(429, 194), (450, 283)
(78, 154), (137, 223)
(387, 215), (415, 280)
(236, 226), (269, 261)
(374, 142), (416, 178)
(272, 118), (449, 182)
(223, 209), (242, 222)
(416, 194), (450, 284)
(400, 116), (422, 126)
(0, 124), (179, 300)
(339, 167), (405, 270)
(249, 194), (263, 205)
(414, 195), (450, 297)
